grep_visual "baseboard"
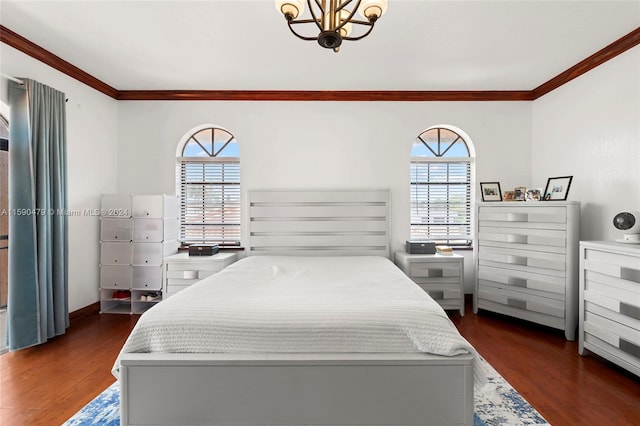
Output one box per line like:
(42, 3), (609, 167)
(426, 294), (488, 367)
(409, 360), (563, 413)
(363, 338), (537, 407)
(69, 302), (100, 323)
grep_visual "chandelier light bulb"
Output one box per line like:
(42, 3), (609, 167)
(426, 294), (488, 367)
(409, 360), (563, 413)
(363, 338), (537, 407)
(339, 10), (354, 37)
(275, 0), (305, 19)
(358, 0), (388, 21)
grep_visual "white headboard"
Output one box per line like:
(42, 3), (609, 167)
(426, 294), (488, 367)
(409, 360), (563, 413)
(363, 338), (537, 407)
(248, 189), (390, 258)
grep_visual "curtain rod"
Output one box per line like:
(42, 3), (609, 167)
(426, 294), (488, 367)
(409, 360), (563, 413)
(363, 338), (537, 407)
(1, 73), (24, 85)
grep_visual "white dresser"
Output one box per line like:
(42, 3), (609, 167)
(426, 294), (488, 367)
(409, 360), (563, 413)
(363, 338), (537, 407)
(579, 241), (640, 376)
(163, 252), (238, 297)
(395, 251), (465, 316)
(99, 194), (179, 314)
(473, 201), (580, 340)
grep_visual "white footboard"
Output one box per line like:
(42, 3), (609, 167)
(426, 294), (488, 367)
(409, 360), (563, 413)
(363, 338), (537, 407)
(119, 352), (474, 426)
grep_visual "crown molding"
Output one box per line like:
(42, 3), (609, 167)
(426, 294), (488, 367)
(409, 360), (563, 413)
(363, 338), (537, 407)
(1, 24), (638, 102)
(0, 25), (119, 99)
(116, 90), (534, 101)
(532, 26), (640, 99)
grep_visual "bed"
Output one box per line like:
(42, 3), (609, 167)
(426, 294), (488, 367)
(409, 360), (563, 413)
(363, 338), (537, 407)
(114, 189), (481, 426)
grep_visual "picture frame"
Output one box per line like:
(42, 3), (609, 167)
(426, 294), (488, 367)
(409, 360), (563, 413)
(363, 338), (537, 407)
(543, 176), (573, 201)
(514, 186), (527, 201)
(480, 182), (502, 202)
(526, 188), (542, 201)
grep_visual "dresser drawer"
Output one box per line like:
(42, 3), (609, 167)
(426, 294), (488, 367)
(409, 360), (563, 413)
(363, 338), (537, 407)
(479, 246), (566, 275)
(478, 205), (567, 225)
(584, 250), (640, 282)
(409, 262), (461, 278)
(100, 265), (132, 288)
(132, 266), (163, 290)
(478, 265), (565, 297)
(583, 308), (640, 367)
(479, 284), (565, 318)
(478, 226), (566, 253)
(101, 242), (132, 265)
(100, 218), (132, 242)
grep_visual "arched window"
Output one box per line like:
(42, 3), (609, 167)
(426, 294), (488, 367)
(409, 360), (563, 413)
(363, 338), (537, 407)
(410, 126), (475, 246)
(176, 125), (240, 245)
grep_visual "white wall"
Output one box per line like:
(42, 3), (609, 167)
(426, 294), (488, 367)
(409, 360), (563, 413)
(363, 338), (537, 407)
(1, 45), (119, 312)
(5, 40), (638, 306)
(118, 101), (533, 293)
(532, 46), (640, 241)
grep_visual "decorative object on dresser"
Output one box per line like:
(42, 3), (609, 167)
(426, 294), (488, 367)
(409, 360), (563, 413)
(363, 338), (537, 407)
(479, 182), (502, 202)
(579, 241), (640, 377)
(405, 240), (436, 254)
(473, 201), (580, 340)
(542, 175), (573, 201)
(99, 194), (179, 314)
(395, 251), (465, 316)
(188, 243), (220, 256)
(612, 211), (640, 244)
(163, 252), (238, 298)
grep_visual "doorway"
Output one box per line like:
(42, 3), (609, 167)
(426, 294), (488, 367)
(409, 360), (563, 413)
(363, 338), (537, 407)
(1, 110), (8, 353)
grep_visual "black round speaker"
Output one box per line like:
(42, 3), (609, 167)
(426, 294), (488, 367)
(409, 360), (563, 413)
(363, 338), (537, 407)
(613, 212), (638, 231)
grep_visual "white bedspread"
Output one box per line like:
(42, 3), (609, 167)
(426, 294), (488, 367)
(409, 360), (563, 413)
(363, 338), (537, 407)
(113, 256), (486, 384)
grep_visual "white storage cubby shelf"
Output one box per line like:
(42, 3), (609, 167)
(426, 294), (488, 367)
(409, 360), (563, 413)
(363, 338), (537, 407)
(473, 201), (580, 340)
(99, 194), (179, 314)
(579, 241), (640, 377)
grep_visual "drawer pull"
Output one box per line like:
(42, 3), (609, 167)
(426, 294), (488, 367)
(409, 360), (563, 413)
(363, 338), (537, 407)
(620, 267), (640, 284)
(507, 255), (527, 266)
(507, 277), (528, 288)
(427, 269), (444, 278)
(620, 302), (640, 321)
(507, 234), (528, 244)
(620, 339), (640, 359)
(507, 298), (526, 309)
(507, 213), (528, 222)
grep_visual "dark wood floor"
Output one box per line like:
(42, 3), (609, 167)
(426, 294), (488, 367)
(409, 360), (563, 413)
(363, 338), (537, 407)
(1, 302), (639, 426)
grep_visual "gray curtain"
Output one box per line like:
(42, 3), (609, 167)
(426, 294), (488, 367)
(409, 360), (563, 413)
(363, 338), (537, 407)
(7, 79), (68, 351)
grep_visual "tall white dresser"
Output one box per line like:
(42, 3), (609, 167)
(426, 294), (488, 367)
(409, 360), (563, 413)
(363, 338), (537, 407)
(579, 241), (640, 377)
(99, 194), (179, 314)
(473, 201), (580, 340)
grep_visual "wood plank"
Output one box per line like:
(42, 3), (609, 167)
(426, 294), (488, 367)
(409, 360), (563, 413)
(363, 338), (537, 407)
(1, 301), (640, 425)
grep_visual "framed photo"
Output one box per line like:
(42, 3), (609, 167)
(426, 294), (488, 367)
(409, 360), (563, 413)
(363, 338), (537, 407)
(514, 186), (527, 201)
(503, 191), (515, 201)
(526, 188), (542, 201)
(480, 182), (502, 202)
(543, 176), (573, 201)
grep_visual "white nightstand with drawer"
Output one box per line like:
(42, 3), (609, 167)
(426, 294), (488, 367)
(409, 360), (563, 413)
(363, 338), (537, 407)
(163, 252), (238, 297)
(394, 251), (465, 316)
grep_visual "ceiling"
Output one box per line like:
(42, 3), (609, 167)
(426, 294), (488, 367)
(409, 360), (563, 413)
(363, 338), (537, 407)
(1, 0), (639, 92)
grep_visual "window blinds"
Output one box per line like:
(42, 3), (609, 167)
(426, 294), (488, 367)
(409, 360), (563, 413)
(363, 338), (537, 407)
(410, 160), (471, 245)
(179, 160), (240, 244)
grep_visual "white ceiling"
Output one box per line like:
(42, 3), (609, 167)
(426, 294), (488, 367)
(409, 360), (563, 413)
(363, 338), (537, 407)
(1, 0), (638, 91)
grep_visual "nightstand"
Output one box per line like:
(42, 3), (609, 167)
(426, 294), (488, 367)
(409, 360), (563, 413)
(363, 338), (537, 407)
(163, 252), (238, 297)
(394, 251), (465, 316)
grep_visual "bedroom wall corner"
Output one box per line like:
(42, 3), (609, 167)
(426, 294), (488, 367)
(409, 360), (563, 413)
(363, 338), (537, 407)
(531, 45), (640, 242)
(1, 44), (120, 312)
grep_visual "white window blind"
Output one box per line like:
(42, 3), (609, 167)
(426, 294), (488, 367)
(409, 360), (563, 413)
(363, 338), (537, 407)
(179, 159), (240, 244)
(410, 158), (472, 245)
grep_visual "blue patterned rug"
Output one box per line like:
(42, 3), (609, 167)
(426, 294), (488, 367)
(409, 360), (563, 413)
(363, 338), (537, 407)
(64, 357), (549, 426)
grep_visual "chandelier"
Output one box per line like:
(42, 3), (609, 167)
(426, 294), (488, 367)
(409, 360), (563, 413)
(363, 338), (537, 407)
(275, 0), (388, 52)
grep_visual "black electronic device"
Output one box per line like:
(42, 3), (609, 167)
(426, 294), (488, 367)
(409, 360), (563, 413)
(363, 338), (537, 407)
(188, 244), (220, 256)
(613, 211), (640, 244)
(405, 240), (436, 254)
